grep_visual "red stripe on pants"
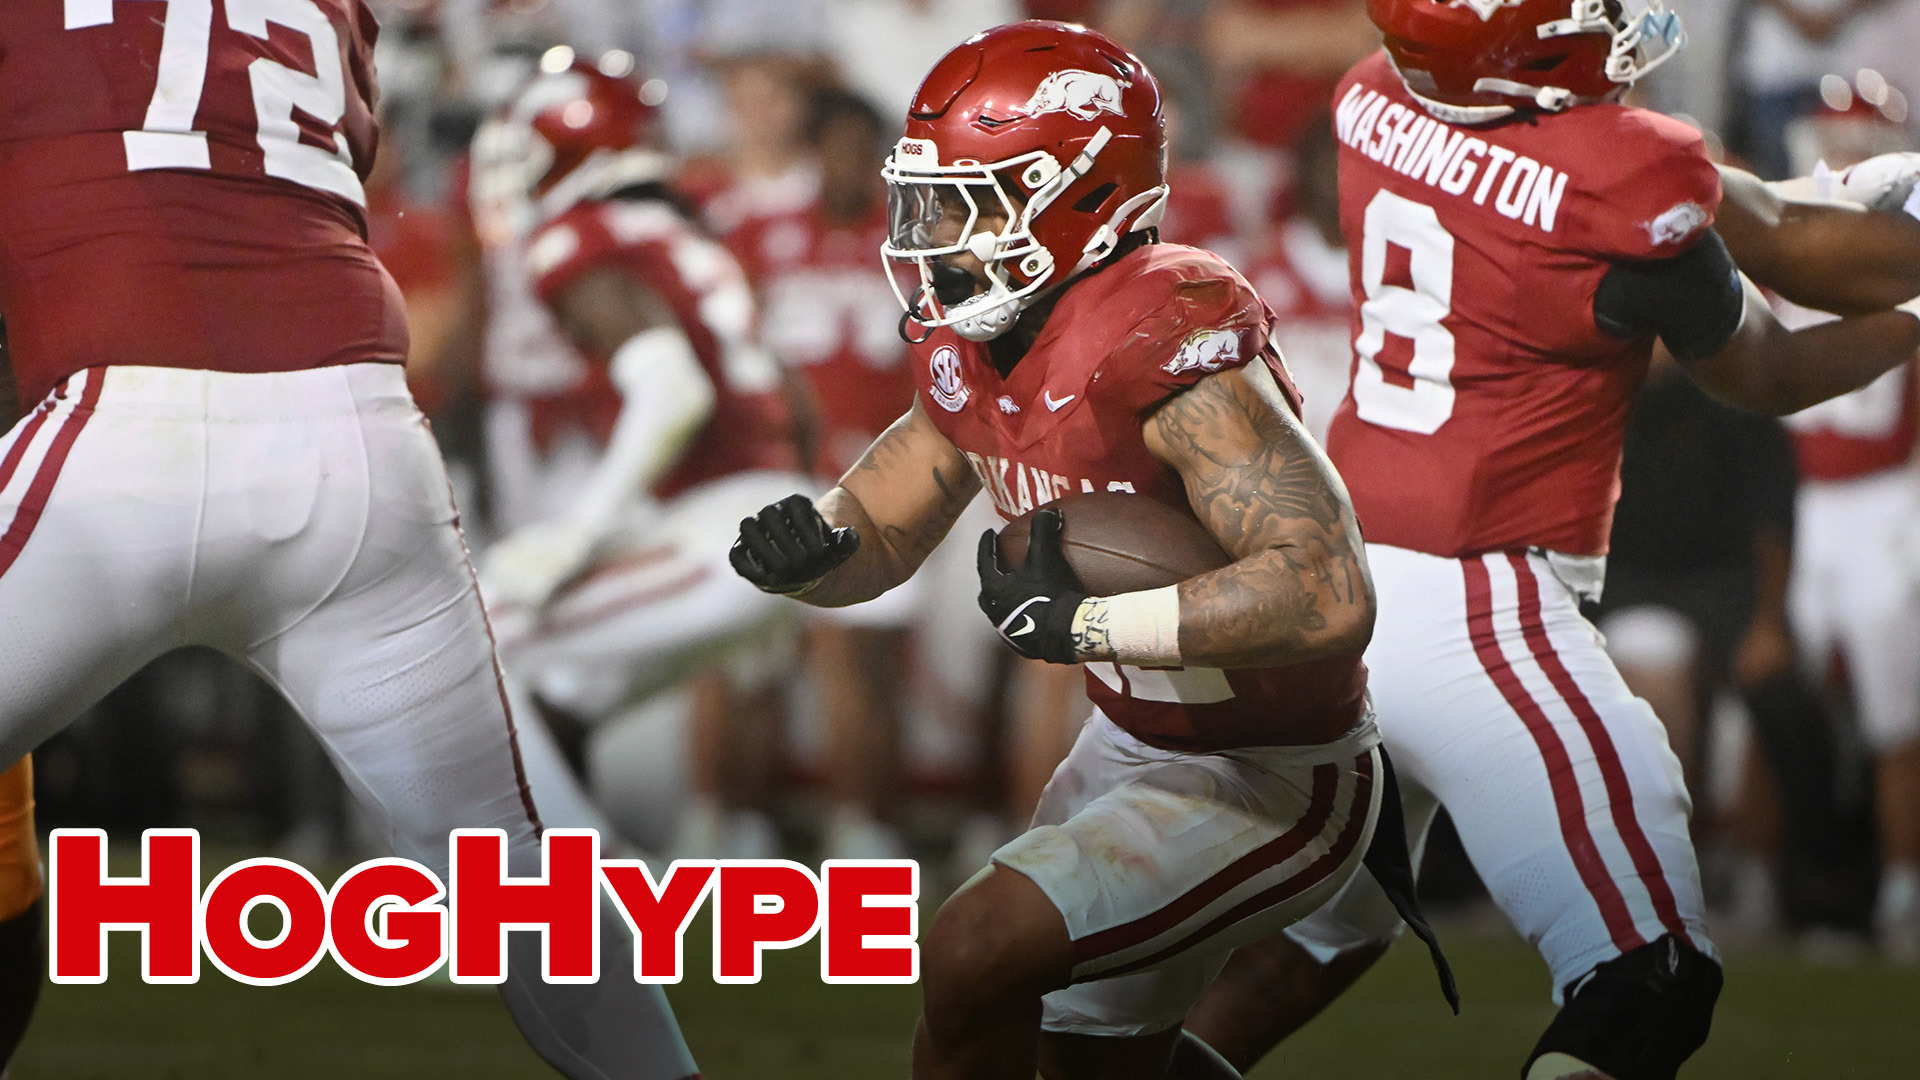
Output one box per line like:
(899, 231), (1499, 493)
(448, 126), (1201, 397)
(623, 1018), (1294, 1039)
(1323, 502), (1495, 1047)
(1461, 556), (1645, 953)
(0, 408), (53, 498)
(1093, 752), (1377, 980)
(1069, 755), (1349, 969)
(1507, 552), (1692, 948)
(0, 373), (102, 581)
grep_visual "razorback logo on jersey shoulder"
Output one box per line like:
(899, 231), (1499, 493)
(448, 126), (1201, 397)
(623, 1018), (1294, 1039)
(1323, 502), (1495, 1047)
(1163, 328), (1240, 376)
(1643, 201), (1709, 247)
(1016, 70), (1128, 121)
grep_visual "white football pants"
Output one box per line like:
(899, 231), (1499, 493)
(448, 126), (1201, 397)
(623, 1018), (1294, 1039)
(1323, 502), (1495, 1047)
(0, 364), (695, 1079)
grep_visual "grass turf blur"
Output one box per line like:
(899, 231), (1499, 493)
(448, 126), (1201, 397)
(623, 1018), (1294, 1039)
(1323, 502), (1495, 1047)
(12, 908), (1920, 1078)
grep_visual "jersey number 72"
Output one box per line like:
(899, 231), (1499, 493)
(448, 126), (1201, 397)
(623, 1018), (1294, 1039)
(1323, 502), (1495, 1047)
(64, 0), (365, 206)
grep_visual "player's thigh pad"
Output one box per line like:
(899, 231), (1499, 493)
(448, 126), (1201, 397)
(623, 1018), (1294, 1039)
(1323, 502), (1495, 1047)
(222, 365), (541, 875)
(1359, 545), (1712, 995)
(992, 712), (1381, 1036)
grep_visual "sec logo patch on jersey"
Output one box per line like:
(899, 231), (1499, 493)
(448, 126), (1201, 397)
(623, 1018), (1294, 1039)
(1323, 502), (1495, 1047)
(930, 344), (971, 412)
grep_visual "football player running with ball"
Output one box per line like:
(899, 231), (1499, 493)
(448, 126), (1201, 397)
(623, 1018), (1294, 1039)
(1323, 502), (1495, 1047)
(1182, 2), (1920, 1079)
(0, 4), (694, 1077)
(735, 21), (1397, 1080)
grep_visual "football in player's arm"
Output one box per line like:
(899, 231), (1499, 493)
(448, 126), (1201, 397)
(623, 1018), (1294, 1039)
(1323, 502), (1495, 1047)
(735, 358), (1373, 672)
(736, 21), (1380, 1080)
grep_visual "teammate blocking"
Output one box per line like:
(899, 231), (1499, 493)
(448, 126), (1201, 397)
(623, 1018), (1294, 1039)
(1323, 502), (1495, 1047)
(1180, 2), (1920, 1079)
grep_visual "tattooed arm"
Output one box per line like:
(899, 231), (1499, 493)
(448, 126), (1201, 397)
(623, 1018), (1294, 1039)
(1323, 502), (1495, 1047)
(1125, 362), (1374, 668)
(800, 399), (982, 607)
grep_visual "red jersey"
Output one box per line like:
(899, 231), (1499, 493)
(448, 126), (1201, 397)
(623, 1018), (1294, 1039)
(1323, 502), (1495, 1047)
(724, 203), (915, 477)
(1323, 52), (1722, 557)
(0, 0), (406, 406)
(525, 196), (798, 499)
(910, 243), (1368, 753)
(1246, 218), (1354, 441)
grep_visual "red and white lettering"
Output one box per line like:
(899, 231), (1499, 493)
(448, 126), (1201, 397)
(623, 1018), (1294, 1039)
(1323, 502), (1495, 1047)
(200, 859), (329, 986)
(327, 859), (448, 986)
(600, 860), (716, 983)
(49, 829), (200, 984)
(45, 831), (923, 986)
(819, 861), (919, 984)
(711, 862), (820, 984)
(448, 829), (600, 984)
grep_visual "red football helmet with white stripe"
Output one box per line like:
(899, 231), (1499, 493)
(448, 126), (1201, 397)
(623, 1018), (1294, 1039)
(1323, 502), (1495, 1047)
(1370, 0), (1686, 124)
(881, 21), (1169, 341)
(472, 47), (668, 232)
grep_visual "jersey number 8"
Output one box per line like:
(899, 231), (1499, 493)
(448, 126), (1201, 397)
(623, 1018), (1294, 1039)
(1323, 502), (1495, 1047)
(1351, 190), (1456, 435)
(64, 0), (365, 206)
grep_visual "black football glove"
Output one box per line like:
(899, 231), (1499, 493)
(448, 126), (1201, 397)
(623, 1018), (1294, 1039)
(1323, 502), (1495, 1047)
(976, 509), (1086, 665)
(730, 493), (861, 595)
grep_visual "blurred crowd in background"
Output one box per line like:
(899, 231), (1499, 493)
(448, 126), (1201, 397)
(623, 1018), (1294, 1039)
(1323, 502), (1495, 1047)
(35, 0), (1920, 963)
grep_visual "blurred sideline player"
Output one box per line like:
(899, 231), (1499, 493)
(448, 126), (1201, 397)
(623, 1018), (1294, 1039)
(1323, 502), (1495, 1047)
(458, 46), (616, 539)
(1182, 1), (1920, 1077)
(0, 6), (696, 1078)
(735, 22), (1399, 1080)
(1773, 86), (1920, 960)
(724, 87), (919, 861)
(1243, 116), (1354, 443)
(474, 52), (809, 860)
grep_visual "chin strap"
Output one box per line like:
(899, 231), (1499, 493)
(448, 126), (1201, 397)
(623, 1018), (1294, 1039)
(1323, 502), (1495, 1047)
(1473, 78), (1577, 113)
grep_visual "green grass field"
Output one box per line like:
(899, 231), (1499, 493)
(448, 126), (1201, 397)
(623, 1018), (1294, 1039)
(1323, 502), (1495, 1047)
(14, 908), (1919, 1079)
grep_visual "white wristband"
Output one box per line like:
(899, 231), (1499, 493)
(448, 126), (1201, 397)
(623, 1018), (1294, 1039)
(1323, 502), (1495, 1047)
(1072, 585), (1182, 666)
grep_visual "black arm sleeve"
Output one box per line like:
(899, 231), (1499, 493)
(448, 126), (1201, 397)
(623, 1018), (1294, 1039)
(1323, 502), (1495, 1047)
(1593, 229), (1747, 363)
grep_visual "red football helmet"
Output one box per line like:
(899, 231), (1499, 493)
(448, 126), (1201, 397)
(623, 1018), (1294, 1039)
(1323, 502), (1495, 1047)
(471, 46), (667, 232)
(881, 21), (1169, 341)
(1370, 0), (1686, 124)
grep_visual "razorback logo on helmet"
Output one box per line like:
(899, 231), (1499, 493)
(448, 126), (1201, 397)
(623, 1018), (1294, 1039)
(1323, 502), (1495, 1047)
(1016, 70), (1129, 121)
(1163, 328), (1241, 377)
(929, 345), (971, 412)
(1644, 201), (1709, 246)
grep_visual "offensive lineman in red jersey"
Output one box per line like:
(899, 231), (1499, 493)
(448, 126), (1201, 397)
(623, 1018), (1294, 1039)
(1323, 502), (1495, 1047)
(734, 22), (1397, 1080)
(1180, 1), (1920, 1078)
(0, 5), (697, 1076)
